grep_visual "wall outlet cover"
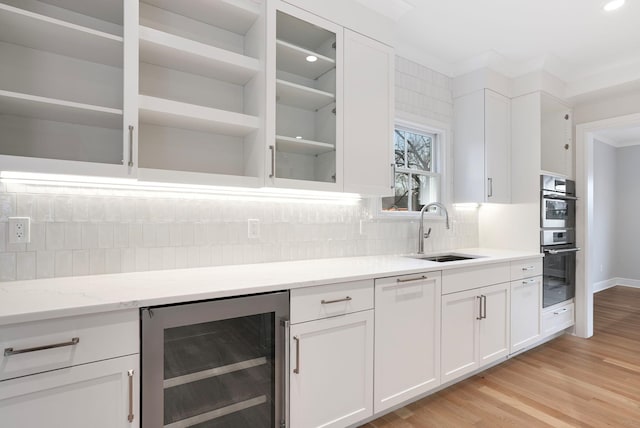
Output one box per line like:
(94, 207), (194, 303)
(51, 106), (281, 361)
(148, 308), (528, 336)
(9, 217), (31, 244)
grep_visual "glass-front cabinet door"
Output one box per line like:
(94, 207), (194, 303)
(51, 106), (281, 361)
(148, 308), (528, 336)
(141, 292), (289, 428)
(0, 0), (137, 178)
(267, 2), (343, 191)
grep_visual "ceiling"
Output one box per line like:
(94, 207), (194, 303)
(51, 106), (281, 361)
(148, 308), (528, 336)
(356, 0), (640, 95)
(594, 124), (640, 147)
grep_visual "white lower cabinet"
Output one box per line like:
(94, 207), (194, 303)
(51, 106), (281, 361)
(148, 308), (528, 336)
(441, 282), (510, 384)
(0, 354), (139, 427)
(374, 272), (441, 413)
(510, 276), (542, 353)
(289, 310), (374, 428)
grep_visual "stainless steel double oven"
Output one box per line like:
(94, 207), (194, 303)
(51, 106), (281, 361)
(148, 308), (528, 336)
(541, 175), (579, 308)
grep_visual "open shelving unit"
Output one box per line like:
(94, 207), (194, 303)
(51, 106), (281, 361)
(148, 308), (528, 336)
(137, 0), (265, 185)
(273, 8), (339, 185)
(0, 0), (129, 174)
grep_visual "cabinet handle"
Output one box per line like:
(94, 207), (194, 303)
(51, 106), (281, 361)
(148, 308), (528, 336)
(390, 163), (395, 190)
(4, 337), (79, 357)
(321, 296), (352, 304)
(127, 369), (134, 423)
(476, 296), (483, 320)
(487, 177), (493, 198)
(564, 144), (570, 150)
(522, 279), (537, 285)
(293, 336), (300, 374)
(281, 320), (290, 428)
(482, 295), (487, 319)
(522, 266), (535, 271)
(128, 125), (134, 167)
(269, 145), (276, 178)
(396, 275), (428, 284)
(553, 308), (568, 315)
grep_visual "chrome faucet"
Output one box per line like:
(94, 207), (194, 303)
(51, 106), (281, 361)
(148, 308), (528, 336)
(417, 202), (450, 254)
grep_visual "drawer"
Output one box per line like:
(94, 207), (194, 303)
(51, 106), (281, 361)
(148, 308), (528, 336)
(1, 309), (138, 381)
(290, 279), (374, 324)
(441, 262), (510, 295)
(511, 258), (543, 280)
(542, 302), (575, 336)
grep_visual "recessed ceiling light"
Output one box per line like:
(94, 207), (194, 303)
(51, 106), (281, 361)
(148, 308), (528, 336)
(305, 55), (318, 62)
(603, 0), (625, 11)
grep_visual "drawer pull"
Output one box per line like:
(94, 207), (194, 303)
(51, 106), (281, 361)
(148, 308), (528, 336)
(293, 336), (300, 374)
(127, 369), (135, 423)
(396, 275), (428, 284)
(4, 337), (79, 357)
(553, 308), (568, 315)
(321, 296), (352, 305)
(522, 266), (536, 271)
(522, 279), (537, 285)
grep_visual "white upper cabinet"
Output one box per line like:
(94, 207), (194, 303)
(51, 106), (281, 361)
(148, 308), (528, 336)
(266, 1), (342, 191)
(0, 0), (136, 178)
(343, 29), (394, 196)
(136, 0), (266, 187)
(454, 89), (511, 203)
(541, 93), (572, 178)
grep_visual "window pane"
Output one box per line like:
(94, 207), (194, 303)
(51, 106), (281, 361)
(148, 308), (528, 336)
(413, 174), (440, 211)
(394, 129), (406, 167)
(405, 131), (433, 171)
(382, 173), (409, 211)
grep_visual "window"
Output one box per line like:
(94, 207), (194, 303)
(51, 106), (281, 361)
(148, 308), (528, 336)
(382, 123), (442, 213)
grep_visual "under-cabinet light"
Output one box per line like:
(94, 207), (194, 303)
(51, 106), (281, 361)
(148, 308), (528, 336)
(453, 203), (479, 211)
(305, 55), (318, 62)
(295, 136), (303, 139)
(0, 171), (361, 205)
(603, 0), (625, 11)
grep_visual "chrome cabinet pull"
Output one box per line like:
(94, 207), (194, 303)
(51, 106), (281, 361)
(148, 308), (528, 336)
(321, 296), (352, 305)
(128, 125), (134, 167)
(396, 275), (428, 284)
(476, 296), (483, 320)
(482, 295), (487, 319)
(293, 336), (300, 374)
(487, 177), (493, 197)
(127, 369), (135, 423)
(4, 337), (79, 357)
(553, 308), (568, 315)
(522, 266), (535, 271)
(522, 279), (537, 285)
(269, 145), (276, 178)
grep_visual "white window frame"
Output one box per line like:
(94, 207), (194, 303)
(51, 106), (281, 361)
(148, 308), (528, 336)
(374, 114), (451, 220)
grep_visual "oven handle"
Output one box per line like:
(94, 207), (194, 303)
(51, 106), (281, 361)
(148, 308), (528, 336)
(542, 194), (578, 201)
(544, 247), (581, 255)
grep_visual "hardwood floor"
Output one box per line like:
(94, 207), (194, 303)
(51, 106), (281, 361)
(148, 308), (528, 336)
(361, 286), (640, 427)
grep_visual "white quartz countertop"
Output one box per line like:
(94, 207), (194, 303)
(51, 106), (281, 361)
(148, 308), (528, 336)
(0, 248), (541, 326)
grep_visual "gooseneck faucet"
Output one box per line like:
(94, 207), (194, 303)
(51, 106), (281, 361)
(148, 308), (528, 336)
(418, 202), (450, 254)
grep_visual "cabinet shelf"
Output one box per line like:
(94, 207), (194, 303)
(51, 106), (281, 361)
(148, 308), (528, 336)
(276, 79), (334, 111)
(0, 3), (123, 67)
(0, 89), (123, 128)
(276, 40), (335, 79)
(143, 0), (260, 35)
(139, 26), (260, 85)
(139, 95), (259, 137)
(276, 135), (334, 156)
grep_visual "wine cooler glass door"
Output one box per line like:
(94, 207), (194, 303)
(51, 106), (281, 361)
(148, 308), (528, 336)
(141, 292), (289, 428)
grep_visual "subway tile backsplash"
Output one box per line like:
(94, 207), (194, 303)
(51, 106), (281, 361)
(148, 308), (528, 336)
(0, 57), (475, 282)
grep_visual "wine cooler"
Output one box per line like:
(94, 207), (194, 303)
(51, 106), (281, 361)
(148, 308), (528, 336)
(141, 292), (289, 428)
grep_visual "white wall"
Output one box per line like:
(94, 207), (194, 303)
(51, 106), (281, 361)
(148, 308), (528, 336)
(0, 56), (479, 282)
(613, 145), (640, 280)
(592, 140), (616, 284)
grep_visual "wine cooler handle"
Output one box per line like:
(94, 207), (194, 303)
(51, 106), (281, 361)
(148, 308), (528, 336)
(127, 369), (134, 423)
(293, 336), (300, 374)
(282, 320), (290, 428)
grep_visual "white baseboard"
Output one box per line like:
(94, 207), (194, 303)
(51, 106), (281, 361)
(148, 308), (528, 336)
(594, 277), (640, 293)
(593, 278), (618, 293)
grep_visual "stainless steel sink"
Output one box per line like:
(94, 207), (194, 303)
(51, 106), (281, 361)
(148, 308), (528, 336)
(410, 254), (480, 262)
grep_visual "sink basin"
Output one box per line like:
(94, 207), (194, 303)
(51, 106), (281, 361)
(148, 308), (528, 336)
(410, 254), (479, 262)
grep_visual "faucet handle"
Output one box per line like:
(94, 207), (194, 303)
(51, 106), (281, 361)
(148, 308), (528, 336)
(424, 227), (432, 239)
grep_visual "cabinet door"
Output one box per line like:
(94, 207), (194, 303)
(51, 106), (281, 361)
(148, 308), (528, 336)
(0, 0), (135, 178)
(290, 311), (373, 428)
(374, 273), (441, 412)
(0, 354), (139, 428)
(511, 276), (542, 353)
(441, 288), (480, 383)
(268, 2), (343, 192)
(541, 94), (573, 178)
(343, 29), (394, 196)
(485, 90), (511, 203)
(478, 282), (510, 365)
(453, 90), (485, 203)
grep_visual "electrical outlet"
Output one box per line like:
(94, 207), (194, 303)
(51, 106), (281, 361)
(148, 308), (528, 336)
(248, 219), (260, 239)
(9, 217), (31, 244)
